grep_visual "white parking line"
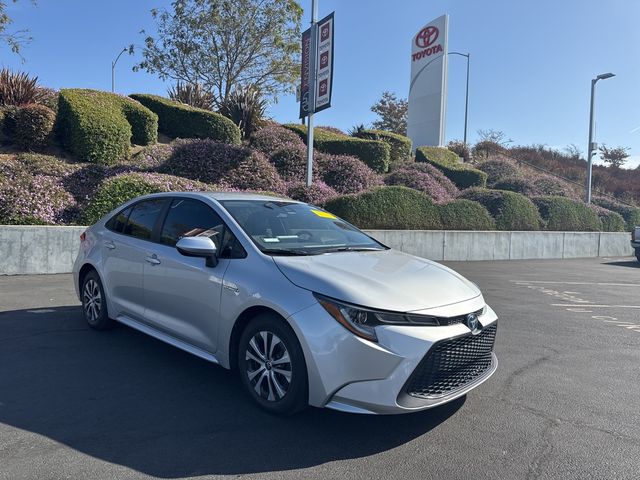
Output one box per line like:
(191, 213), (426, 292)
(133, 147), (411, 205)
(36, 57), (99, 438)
(551, 304), (640, 309)
(513, 281), (640, 287)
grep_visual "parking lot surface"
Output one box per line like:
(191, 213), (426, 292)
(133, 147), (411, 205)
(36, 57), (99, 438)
(1, 257), (639, 480)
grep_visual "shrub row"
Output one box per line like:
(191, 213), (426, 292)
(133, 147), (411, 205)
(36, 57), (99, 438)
(459, 188), (541, 231)
(324, 186), (495, 231)
(532, 196), (602, 231)
(352, 129), (412, 166)
(593, 197), (640, 231)
(284, 124), (391, 173)
(130, 94), (241, 145)
(416, 146), (487, 189)
(57, 89), (158, 165)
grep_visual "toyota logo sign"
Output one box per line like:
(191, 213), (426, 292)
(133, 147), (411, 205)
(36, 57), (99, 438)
(415, 26), (439, 48)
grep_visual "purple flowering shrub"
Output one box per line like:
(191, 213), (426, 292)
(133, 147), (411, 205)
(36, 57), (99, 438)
(477, 157), (521, 186)
(221, 150), (286, 193)
(393, 162), (460, 197)
(269, 143), (318, 182)
(384, 167), (458, 202)
(316, 153), (382, 194)
(126, 142), (176, 170)
(286, 181), (338, 205)
(0, 159), (75, 224)
(82, 172), (215, 224)
(250, 125), (305, 157)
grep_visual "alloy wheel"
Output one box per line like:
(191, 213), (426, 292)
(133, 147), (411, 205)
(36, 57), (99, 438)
(245, 331), (292, 402)
(83, 279), (102, 324)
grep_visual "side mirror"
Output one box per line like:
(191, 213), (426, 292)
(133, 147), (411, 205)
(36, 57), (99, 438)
(176, 237), (218, 267)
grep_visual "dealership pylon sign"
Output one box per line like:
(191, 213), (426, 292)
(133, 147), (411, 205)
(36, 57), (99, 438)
(300, 12), (334, 118)
(407, 14), (449, 148)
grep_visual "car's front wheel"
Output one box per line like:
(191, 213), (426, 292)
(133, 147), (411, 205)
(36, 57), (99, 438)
(81, 270), (114, 330)
(237, 313), (308, 415)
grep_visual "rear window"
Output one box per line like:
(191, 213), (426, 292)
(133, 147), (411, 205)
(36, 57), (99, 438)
(123, 199), (166, 240)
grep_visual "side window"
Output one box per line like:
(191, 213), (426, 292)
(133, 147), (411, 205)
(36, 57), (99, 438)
(124, 199), (166, 240)
(106, 206), (132, 234)
(160, 198), (246, 258)
(160, 199), (225, 248)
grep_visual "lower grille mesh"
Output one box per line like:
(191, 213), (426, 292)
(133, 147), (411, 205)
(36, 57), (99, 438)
(406, 323), (497, 399)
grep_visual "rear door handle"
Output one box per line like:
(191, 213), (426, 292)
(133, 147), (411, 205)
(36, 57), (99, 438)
(145, 255), (161, 265)
(104, 241), (116, 250)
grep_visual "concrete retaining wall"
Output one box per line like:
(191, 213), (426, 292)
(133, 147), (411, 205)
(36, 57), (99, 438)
(0, 226), (633, 275)
(364, 230), (633, 262)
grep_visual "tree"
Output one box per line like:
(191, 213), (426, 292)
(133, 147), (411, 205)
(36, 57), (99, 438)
(476, 129), (512, 146)
(0, 0), (35, 55)
(370, 91), (408, 135)
(564, 143), (582, 160)
(136, 0), (302, 108)
(599, 144), (630, 168)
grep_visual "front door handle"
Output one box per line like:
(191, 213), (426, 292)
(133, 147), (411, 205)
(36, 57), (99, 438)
(145, 255), (161, 265)
(104, 241), (116, 250)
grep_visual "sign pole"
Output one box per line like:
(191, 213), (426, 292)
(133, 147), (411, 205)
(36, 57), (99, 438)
(306, 0), (318, 187)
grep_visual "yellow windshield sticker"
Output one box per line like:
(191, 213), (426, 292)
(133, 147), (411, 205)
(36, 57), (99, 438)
(311, 209), (337, 219)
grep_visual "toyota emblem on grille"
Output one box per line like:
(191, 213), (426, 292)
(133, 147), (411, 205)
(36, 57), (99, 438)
(466, 313), (481, 334)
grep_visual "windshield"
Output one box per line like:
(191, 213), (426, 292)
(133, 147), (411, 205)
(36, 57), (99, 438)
(220, 200), (386, 255)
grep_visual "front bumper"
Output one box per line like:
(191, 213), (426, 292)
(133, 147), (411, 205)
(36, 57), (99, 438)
(288, 298), (498, 415)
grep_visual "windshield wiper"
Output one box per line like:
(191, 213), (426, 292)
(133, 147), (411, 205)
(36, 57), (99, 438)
(260, 248), (315, 256)
(316, 246), (386, 253)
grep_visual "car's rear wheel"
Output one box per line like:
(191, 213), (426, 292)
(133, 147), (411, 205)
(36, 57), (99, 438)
(636, 249), (640, 262)
(81, 270), (114, 330)
(237, 313), (308, 415)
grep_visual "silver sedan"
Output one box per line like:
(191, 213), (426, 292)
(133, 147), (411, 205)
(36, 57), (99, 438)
(73, 192), (498, 415)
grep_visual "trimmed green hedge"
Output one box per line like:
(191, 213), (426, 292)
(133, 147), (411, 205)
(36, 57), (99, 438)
(82, 172), (210, 224)
(439, 199), (496, 230)
(57, 89), (158, 165)
(593, 197), (640, 231)
(460, 188), (541, 231)
(353, 129), (412, 166)
(416, 146), (487, 188)
(594, 207), (626, 232)
(324, 186), (442, 229)
(130, 94), (241, 145)
(533, 196), (602, 231)
(284, 124), (390, 173)
(14, 104), (56, 150)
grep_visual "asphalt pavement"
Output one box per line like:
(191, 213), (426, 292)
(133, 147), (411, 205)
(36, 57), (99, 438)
(1, 257), (639, 480)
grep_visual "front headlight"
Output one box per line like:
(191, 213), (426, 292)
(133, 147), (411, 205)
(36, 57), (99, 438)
(315, 294), (440, 342)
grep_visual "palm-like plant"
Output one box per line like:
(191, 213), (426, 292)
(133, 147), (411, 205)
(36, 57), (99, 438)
(219, 86), (268, 139)
(167, 82), (215, 110)
(0, 69), (45, 106)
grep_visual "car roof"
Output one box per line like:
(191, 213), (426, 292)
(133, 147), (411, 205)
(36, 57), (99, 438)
(136, 191), (300, 203)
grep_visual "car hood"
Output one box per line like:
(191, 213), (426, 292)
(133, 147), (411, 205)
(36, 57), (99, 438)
(272, 249), (481, 312)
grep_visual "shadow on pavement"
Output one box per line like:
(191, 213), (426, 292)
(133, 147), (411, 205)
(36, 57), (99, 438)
(604, 260), (639, 269)
(0, 306), (463, 478)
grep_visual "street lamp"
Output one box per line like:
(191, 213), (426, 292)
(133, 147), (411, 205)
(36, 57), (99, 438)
(586, 72), (615, 203)
(111, 47), (129, 93)
(449, 52), (470, 146)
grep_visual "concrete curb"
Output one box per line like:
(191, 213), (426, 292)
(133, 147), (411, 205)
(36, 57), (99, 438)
(0, 226), (633, 275)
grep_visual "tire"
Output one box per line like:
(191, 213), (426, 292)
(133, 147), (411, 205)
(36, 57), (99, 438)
(81, 270), (114, 331)
(636, 249), (640, 263)
(237, 313), (308, 415)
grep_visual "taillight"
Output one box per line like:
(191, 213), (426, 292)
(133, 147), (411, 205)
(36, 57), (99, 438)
(80, 231), (86, 242)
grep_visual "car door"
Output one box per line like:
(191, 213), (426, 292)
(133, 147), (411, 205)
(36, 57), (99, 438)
(142, 197), (238, 352)
(101, 198), (168, 321)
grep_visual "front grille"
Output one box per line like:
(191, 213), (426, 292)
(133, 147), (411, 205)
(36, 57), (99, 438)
(405, 323), (497, 399)
(436, 309), (483, 326)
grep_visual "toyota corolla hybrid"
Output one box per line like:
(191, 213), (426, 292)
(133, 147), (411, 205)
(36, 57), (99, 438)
(73, 192), (498, 415)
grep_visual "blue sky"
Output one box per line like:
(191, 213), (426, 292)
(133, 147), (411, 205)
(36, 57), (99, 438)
(3, 0), (639, 167)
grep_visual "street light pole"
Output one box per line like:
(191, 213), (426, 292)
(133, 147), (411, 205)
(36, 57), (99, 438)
(586, 72), (615, 204)
(305, 0), (318, 186)
(111, 47), (128, 93)
(449, 52), (470, 145)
